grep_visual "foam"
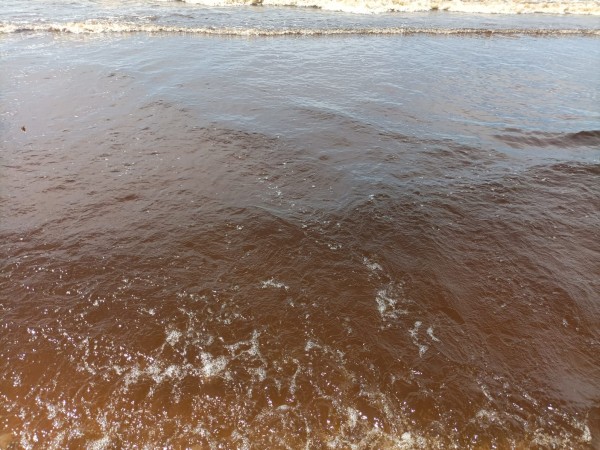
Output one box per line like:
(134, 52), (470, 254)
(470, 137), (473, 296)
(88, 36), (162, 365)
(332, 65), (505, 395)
(165, 329), (182, 346)
(476, 409), (501, 422)
(261, 278), (289, 290)
(231, 431), (251, 450)
(363, 257), (383, 272)
(305, 339), (319, 351)
(582, 424), (592, 442)
(180, 0), (600, 14)
(1, 21), (599, 36)
(400, 432), (415, 447)
(250, 366), (267, 382)
(408, 321), (429, 357)
(122, 361), (185, 386)
(376, 289), (397, 316)
(200, 352), (229, 377)
(426, 326), (440, 342)
(346, 407), (359, 428)
(225, 330), (263, 358)
(375, 286), (408, 321)
(86, 436), (111, 450)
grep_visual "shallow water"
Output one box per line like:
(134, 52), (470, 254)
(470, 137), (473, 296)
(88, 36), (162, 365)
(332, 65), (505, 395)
(1, 9), (600, 449)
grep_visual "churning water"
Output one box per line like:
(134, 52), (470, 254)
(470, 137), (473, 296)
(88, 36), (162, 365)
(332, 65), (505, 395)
(1, 1), (599, 448)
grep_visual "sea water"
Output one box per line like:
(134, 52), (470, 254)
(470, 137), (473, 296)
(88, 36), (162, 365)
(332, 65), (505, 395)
(1, 1), (599, 448)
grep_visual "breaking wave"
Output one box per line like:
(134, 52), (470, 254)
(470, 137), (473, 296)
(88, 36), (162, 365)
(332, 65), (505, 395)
(171, 0), (600, 15)
(1, 20), (599, 36)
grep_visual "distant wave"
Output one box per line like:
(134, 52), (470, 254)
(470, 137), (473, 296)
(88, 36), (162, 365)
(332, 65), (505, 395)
(1, 21), (599, 36)
(170, 0), (600, 15)
(494, 130), (600, 148)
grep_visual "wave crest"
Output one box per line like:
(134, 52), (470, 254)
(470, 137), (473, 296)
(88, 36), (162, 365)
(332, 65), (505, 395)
(1, 20), (599, 36)
(178, 0), (600, 15)
(494, 130), (600, 148)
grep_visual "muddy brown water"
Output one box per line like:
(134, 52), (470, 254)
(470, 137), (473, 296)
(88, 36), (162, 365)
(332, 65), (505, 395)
(1, 33), (599, 448)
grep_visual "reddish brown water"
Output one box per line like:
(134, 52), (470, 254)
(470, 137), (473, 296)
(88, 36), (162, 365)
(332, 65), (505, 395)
(1, 33), (599, 449)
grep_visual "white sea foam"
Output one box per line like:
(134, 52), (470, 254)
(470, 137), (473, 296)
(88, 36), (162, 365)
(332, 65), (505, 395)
(376, 285), (408, 320)
(400, 432), (414, 446)
(120, 354), (228, 389)
(165, 328), (182, 346)
(305, 339), (319, 351)
(200, 352), (229, 377)
(250, 366), (267, 382)
(479, 382), (493, 401)
(1, 21), (598, 36)
(426, 326), (440, 342)
(86, 436), (111, 450)
(346, 407), (359, 428)
(179, 0), (600, 14)
(476, 409), (501, 422)
(261, 278), (289, 290)
(376, 289), (396, 315)
(225, 330), (262, 357)
(363, 257), (383, 272)
(582, 424), (592, 442)
(408, 321), (428, 356)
